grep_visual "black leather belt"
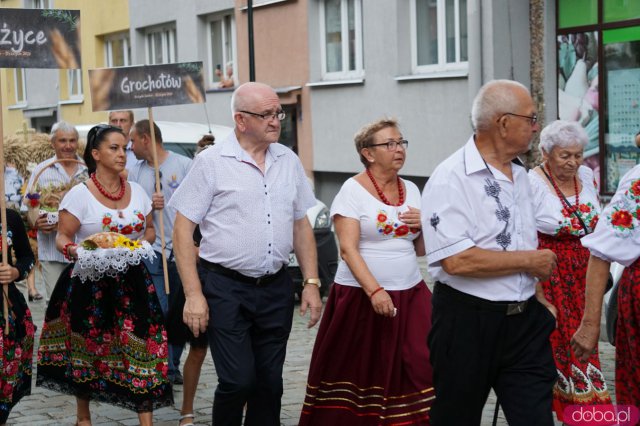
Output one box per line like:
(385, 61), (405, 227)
(435, 282), (531, 316)
(200, 258), (286, 286)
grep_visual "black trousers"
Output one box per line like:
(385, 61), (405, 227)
(200, 265), (295, 426)
(428, 284), (557, 426)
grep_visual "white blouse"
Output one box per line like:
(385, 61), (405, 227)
(60, 182), (152, 242)
(331, 177), (423, 291)
(528, 165), (601, 237)
(581, 165), (640, 267)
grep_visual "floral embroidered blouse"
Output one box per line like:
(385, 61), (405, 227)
(582, 164), (640, 267)
(528, 165), (601, 237)
(60, 181), (152, 242)
(331, 177), (422, 291)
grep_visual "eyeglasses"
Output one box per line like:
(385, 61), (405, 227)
(498, 112), (538, 126)
(239, 110), (286, 121)
(368, 139), (409, 151)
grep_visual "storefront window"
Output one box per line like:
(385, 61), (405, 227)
(602, 27), (640, 192)
(557, 32), (600, 186)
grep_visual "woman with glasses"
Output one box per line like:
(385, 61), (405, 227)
(528, 120), (611, 422)
(36, 124), (172, 426)
(0, 208), (35, 426)
(299, 118), (434, 425)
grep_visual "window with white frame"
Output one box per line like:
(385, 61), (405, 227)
(14, 69), (26, 104)
(67, 69), (82, 99)
(33, 0), (50, 9)
(320, 0), (363, 79)
(145, 25), (177, 65)
(411, 0), (468, 73)
(207, 13), (236, 87)
(105, 32), (131, 67)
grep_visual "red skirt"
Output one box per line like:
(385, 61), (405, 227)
(299, 281), (434, 426)
(615, 258), (640, 407)
(537, 233), (611, 421)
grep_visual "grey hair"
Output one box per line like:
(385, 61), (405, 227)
(539, 120), (588, 154)
(471, 80), (530, 131)
(50, 121), (79, 142)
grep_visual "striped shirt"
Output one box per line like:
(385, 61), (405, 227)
(23, 155), (88, 262)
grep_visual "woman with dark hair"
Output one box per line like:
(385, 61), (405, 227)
(36, 124), (173, 426)
(0, 208), (35, 425)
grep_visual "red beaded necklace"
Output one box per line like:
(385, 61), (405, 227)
(544, 164), (579, 213)
(366, 168), (404, 206)
(91, 172), (126, 201)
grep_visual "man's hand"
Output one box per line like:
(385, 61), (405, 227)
(300, 284), (322, 328)
(183, 292), (209, 337)
(35, 214), (57, 234)
(571, 321), (600, 362)
(151, 192), (165, 210)
(527, 249), (557, 281)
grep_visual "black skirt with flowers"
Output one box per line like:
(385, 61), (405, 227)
(36, 263), (173, 412)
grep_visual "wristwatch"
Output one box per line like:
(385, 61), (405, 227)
(302, 278), (321, 288)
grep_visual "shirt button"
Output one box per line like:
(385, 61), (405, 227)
(268, 251), (271, 254)
(268, 243), (271, 247)
(268, 221), (271, 224)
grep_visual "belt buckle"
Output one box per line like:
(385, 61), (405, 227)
(506, 301), (526, 316)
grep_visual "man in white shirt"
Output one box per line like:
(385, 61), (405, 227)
(170, 82), (322, 426)
(422, 80), (558, 425)
(108, 110), (138, 170)
(24, 121), (88, 300)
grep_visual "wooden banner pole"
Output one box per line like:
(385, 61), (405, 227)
(0, 74), (10, 334)
(147, 107), (170, 295)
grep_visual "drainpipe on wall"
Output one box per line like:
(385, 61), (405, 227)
(468, 0), (483, 126)
(248, 0), (256, 82)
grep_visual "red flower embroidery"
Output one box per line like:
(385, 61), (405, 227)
(120, 225), (133, 235)
(102, 217), (111, 225)
(134, 223), (143, 232)
(383, 224), (393, 235)
(630, 179), (640, 196)
(137, 213), (145, 221)
(611, 210), (633, 228)
(579, 204), (591, 213)
(589, 216), (599, 229)
(395, 225), (409, 237)
(561, 208), (571, 218)
(570, 217), (582, 230)
(377, 213), (387, 222)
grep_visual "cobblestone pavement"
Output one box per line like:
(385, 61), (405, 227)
(8, 267), (616, 425)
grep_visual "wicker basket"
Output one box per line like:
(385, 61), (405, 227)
(25, 158), (85, 226)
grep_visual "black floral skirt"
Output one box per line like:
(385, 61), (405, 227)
(0, 283), (34, 424)
(36, 263), (173, 412)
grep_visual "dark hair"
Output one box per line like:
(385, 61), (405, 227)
(83, 124), (126, 174)
(132, 119), (163, 143)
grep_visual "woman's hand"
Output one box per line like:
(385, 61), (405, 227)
(398, 206), (421, 231)
(370, 288), (396, 317)
(0, 264), (18, 285)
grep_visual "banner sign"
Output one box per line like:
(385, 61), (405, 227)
(89, 62), (206, 111)
(0, 8), (81, 69)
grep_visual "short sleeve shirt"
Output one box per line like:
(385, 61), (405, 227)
(168, 131), (316, 277)
(331, 177), (423, 290)
(581, 164), (640, 266)
(421, 136), (538, 301)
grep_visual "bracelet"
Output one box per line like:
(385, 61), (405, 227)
(302, 278), (321, 289)
(369, 287), (385, 299)
(62, 242), (78, 261)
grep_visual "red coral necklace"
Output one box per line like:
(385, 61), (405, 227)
(91, 173), (126, 201)
(366, 168), (404, 206)
(544, 164), (579, 213)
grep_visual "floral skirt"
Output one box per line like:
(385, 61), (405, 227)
(0, 283), (34, 424)
(615, 258), (640, 407)
(538, 233), (611, 420)
(36, 263), (173, 412)
(299, 281), (434, 426)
